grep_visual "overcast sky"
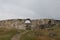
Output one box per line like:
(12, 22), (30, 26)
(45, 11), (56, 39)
(0, 0), (60, 20)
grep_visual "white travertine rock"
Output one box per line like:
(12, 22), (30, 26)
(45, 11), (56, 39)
(25, 20), (31, 23)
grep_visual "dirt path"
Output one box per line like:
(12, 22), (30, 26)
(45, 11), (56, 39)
(11, 30), (28, 40)
(11, 33), (20, 40)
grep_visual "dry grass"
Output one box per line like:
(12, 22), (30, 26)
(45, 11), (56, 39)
(0, 28), (17, 40)
(20, 24), (60, 40)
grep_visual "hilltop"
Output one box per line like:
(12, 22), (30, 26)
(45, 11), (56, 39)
(0, 19), (60, 40)
(0, 18), (60, 30)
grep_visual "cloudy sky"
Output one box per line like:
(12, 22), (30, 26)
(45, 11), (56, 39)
(0, 0), (60, 20)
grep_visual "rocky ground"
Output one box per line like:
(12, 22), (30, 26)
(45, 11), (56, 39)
(0, 19), (60, 40)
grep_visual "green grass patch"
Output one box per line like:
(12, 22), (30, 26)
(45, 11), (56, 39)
(0, 28), (17, 40)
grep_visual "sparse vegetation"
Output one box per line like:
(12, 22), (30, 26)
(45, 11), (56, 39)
(0, 28), (26, 40)
(0, 19), (60, 40)
(20, 23), (60, 40)
(0, 28), (17, 40)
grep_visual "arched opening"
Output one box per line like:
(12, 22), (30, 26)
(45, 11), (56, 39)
(24, 18), (32, 30)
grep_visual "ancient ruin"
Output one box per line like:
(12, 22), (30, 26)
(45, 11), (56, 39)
(0, 19), (57, 30)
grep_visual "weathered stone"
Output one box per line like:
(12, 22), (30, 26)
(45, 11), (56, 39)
(0, 19), (57, 30)
(39, 25), (45, 29)
(48, 28), (54, 31)
(49, 32), (57, 38)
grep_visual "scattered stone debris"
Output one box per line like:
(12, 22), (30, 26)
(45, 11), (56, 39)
(48, 28), (54, 31)
(39, 25), (45, 29)
(25, 25), (31, 30)
(48, 32), (57, 38)
(39, 24), (54, 29)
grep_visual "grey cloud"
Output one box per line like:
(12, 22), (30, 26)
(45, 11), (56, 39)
(0, 0), (60, 20)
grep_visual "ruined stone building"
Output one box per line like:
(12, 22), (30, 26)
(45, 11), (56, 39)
(0, 19), (56, 30)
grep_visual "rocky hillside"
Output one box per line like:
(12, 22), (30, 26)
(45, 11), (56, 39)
(0, 19), (59, 30)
